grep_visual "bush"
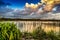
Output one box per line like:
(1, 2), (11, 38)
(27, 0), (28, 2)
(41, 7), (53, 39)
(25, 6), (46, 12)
(32, 27), (47, 40)
(32, 26), (60, 40)
(0, 22), (22, 40)
(46, 31), (60, 40)
(22, 32), (33, 39)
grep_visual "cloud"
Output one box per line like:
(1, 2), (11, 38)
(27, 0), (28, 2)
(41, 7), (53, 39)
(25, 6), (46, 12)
(0, 0), (60, 19)
(25, 3), (42, 12)
(0, 6), (13, 13)
(0, 6), (60, 19)
(0, 6), (14, 18)
(41, 0), (60, 12)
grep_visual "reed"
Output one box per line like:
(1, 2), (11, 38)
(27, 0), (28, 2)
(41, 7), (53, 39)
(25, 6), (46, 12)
(0, 22), (22, 40)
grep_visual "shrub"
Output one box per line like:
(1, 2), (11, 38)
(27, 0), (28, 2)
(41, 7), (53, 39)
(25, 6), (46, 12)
(0, 22), (22, 40)
(46, 31), (60, 40)
(22, 32), (33, 39)
(32, 27), (47, 40)
(32, 26), (60, 40)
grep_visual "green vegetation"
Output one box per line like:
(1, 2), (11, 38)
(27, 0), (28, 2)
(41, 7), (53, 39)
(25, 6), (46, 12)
(32, 27), (47, 40)
(32, 27), (60, 40)
(0, 22), (60, 40)
(0, 23), (22, 40)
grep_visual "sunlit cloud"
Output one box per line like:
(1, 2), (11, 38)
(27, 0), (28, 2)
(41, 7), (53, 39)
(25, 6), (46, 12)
(0, 0), (60, 19)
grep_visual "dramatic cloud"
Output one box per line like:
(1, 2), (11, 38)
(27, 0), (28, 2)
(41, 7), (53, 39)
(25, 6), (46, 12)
(0, 6), (14, 18)
(0, 0), (60, 19)
(41, 0), (60, 12)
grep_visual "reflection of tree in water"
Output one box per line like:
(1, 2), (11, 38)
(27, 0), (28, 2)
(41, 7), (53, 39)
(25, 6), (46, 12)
(33, 22), (41, 28)
(33, 22), (36, 27)
(18, 23), (23, 30)
(42, 21), (60, 27)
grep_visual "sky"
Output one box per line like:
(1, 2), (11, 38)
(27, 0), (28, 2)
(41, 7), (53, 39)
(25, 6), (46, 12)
(1, 0), (40, 9)
(0, 0), (60, 19)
